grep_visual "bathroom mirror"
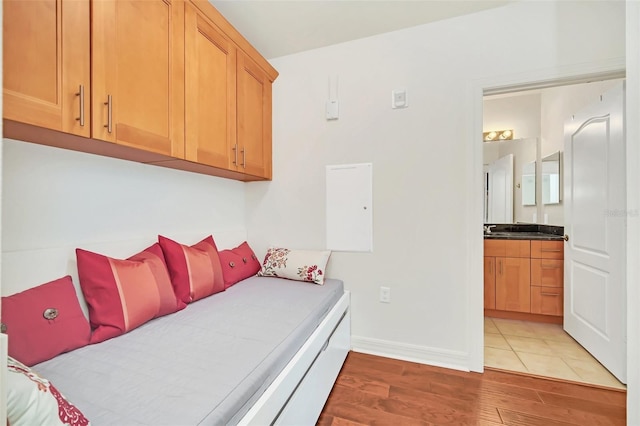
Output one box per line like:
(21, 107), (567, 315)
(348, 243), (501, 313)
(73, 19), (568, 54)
(542, 151), (561, 204)
(521, 161), (536, 206)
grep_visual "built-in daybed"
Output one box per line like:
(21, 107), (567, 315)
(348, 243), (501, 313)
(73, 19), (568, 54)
(3, 234), (350, 425)
(35, 276), (350, 425)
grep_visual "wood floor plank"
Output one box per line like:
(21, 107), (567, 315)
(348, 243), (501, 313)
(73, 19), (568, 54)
(318, 352), (626, 426)
(536, 391), (626, 419)
(483, 368), (627, 407)
(335, 374), (391, 397)
(498, 409), (577, 426)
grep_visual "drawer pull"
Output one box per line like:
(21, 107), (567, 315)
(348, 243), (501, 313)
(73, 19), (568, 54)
(104, 95), (113, 133)
(541, 264), (561, 269)
(541, 292), (560, 296)
(541, 248), (563, 252)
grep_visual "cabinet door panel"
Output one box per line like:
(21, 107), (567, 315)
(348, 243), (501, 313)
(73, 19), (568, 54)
(92, 0), (183, 156)
(531, 259), (563, 287)
(531, 286), (563, 316)
(185, 4), (235, 168)
(495, 257), (530, 313)
(531, 240), (564, 259)
(484, 257), (496, 310)
(3, 0), (89, 136)
(237, 52), (272, 179)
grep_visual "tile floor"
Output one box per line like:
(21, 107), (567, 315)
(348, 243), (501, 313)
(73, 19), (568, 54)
(484, 316), (625, 390)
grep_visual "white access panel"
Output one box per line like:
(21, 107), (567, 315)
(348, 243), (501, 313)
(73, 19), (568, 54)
(326, 163), (373, 252)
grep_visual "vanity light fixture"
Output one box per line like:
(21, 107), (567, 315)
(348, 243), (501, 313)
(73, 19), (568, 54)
(483, 129), (514, 142)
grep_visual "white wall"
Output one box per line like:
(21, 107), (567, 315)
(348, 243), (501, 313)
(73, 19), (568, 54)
(1, 140), (247, 297)
(540, 79), (622, 225)
(246, 1), (625, 369)
(626, 1), (640, 422)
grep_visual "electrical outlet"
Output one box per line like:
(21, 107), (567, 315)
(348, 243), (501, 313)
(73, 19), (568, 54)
(379, 286), (391, 303)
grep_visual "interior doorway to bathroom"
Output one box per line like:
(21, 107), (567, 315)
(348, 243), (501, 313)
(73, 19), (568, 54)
(482, 78), (626, 390)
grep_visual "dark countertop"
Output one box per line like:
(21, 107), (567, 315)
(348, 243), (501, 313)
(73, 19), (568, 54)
(483, 223), (564, 241)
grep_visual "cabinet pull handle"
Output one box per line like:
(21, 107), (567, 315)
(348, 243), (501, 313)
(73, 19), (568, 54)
(232, 144), (238, 166)
(499, 259), (502, 275)
(541, 264), (560, 269)
(241, 147), (246, 169)
(490, 262), (493, 274)
(541, 248), (562, 252)
(75, 85), (85, 126)
(104, 95), (113, 133)
(541, 292), (559, 296)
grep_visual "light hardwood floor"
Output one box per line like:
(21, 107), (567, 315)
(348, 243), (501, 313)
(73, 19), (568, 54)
(485, 317), (625, 390)
(318, 351), (626, 425)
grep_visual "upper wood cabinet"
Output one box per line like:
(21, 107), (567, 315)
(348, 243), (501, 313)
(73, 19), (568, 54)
(3, 0), (278, 181)
(184, 2), (235, 169)
(92, 0), (184, 157)
(3, 0), (90, 137)
(236, 52), (272, 179)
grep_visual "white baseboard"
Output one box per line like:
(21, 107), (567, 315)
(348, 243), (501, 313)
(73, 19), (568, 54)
(351, 335), (470, 372)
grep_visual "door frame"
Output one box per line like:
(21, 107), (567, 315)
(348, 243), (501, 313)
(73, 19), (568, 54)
(466, 60), (626, 375)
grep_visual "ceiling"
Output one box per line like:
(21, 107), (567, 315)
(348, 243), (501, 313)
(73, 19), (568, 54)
(209, 0), (514, 59)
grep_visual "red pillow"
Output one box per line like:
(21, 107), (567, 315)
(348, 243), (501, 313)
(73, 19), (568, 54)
(219, 241), (261, 288)
(158, 235), (225, 304)
(76, 243), (183, 344)
(1, 276), (91, 366)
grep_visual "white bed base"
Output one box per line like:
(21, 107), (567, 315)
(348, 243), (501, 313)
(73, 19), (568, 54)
(238, 291), (351, 426)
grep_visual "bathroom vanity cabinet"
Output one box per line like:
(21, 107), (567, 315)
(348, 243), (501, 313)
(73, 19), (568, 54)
(484, 238), (564, 323)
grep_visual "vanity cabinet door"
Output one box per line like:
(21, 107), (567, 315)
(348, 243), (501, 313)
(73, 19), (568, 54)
(531, 286), (563, 316)
(484, 257), (496, 310)
(495, 257), (531, 313)
(531, 241), (564, 259)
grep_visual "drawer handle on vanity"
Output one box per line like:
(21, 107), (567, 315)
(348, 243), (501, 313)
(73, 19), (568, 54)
(541, 264), (560, 269)
(541, 292), (559, 297)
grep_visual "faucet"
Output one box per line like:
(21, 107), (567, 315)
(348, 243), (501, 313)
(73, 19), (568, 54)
(484, 225), (497, 234)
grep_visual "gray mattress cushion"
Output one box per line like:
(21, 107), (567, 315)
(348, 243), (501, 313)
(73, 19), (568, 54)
(33, 276), (344, 425)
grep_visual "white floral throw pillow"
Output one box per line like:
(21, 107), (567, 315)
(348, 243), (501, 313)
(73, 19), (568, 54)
(258, 248), (331, 285)
(7, 356), (90, 426)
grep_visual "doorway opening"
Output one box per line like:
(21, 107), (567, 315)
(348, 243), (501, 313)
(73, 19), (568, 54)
(482, 78), (626, 390)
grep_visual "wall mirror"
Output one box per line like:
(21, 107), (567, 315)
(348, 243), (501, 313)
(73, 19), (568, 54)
(521, 161), (536, 206)
(542, 151), (561, 204)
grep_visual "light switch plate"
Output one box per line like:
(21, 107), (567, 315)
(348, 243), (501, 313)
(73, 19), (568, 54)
(326, 100), (339, 120)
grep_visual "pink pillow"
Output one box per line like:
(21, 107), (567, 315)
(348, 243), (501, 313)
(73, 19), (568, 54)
(76, 243), (182, 344)
(1, 276), (91, 366)
(219, 241), (261, 288)
(158, 235), (225, 304)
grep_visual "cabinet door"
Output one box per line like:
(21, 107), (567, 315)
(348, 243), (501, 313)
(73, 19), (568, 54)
(3, 0), (90, 136)
(484, 257), (496, 309)
(531, 286), (563, 316)
(92, 0), (184, 157)
(184, 2), (235, 169)
(531, 259), (563, 287)
(531, 240), (564, 259)
(237, 52), (272, 179)
(495, 257), (531, 313)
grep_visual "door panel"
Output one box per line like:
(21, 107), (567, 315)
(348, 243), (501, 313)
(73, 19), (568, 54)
(92, 0), (183, 156)
(3, 0), (90, 136)
(564, 82), (626, 382)
(185, 4), (235, 169)
(495, 257), (530, 313)
(487, 154), (513, 223)
(237, 52), (272, 178)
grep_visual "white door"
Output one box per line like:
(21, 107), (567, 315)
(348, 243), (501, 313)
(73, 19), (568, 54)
(487, 154), (513, 223)
(564, 82), (626, 383)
